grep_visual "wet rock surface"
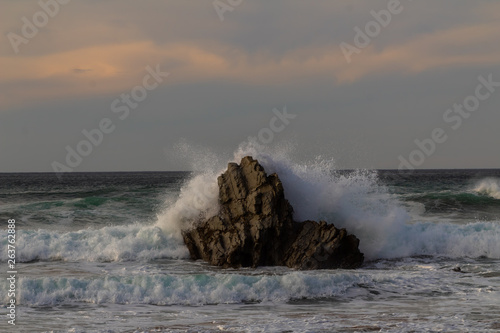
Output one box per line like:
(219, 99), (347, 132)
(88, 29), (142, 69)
(182, 156), (364, 269)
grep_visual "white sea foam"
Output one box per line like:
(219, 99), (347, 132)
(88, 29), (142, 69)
(155, 141), (500, 260)
(8, 265), (498, 333)
(155, 172), (220, 239)
(4, 261), (494, 307)
(156, 141), (222, 238)
(5, 141), (498, 263)
(8, 143), (495, 264)
(0, 224), (188, 262)
(6, 271), (365, 306)
(375, 221), (500, 259)
(473, 178), (500, 199)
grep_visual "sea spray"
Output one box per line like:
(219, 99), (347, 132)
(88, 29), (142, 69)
(156, 141), (409, 259)
(473, 178), (500, 199)
(156, 141), (224, 237)
(234, 143), (500, 259)
(3, 161), (500, 332)
(155, 141), (500, 260)
(155, 172), (219, 238)
(233, 142), (411, 259)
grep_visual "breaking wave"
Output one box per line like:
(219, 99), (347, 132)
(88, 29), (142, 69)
(473, 178), (500, 199)
(155, 141), (500, 260)
(0, 224), (188, 262)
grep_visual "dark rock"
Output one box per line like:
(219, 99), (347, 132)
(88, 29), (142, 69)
(182, 156), (364, 269)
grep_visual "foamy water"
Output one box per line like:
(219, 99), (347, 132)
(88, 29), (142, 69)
(1, 224), (188, 263)
(473, 178), (500, 199)
(156, 142), (500, 260)
(1, 145), (500, 332)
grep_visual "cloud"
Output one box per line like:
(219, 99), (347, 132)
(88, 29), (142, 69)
(2, 1), (500, 171)
(72, 68), (92, 74)
(1, 13), (499, 111)
(339, 20), (500, 82)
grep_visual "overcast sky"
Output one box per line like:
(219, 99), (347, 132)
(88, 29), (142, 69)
(1, 0), (500, 172)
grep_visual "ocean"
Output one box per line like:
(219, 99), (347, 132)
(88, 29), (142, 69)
(1, 150), (500, 332)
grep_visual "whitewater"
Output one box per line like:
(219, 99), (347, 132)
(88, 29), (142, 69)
(1, 144), (500, 332)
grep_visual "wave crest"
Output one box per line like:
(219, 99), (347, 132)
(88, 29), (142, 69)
(8, 272), (361, 306)
(0, 224), (188, 263)
(473, 178), (500, 199)
(156, 141), (500, 260)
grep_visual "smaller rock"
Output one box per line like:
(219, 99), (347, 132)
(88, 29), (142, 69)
(285, 220), (363, 269)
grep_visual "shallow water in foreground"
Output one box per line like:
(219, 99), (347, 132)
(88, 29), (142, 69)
(10, 257), (500, 332)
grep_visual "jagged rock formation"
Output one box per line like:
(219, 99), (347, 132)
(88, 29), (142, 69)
(182, 156), (364, 269)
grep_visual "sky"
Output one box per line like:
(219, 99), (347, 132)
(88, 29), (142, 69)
(1, 0), (500, 172)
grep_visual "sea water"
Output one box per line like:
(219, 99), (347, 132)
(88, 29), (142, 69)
(1, 146), (500, 332)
